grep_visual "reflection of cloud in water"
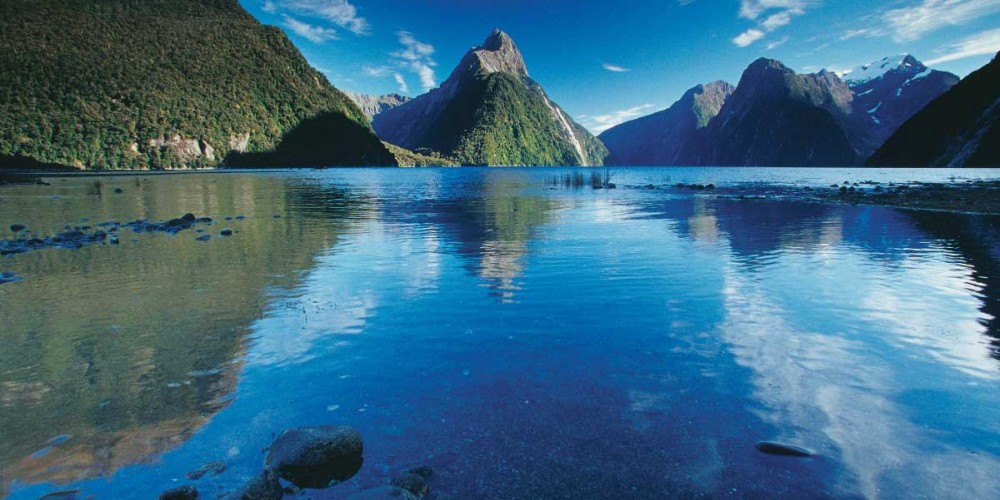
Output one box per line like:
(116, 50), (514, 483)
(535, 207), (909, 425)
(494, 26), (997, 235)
(862, 252), (996, 379)
(718, 264), (1000, 498)
(247, 221), (448, 366)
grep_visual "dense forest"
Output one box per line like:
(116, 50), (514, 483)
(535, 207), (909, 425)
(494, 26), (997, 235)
(0, 0), (390, 170)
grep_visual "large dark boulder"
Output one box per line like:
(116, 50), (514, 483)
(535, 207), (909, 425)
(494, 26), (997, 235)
(265, 425), (364, 489)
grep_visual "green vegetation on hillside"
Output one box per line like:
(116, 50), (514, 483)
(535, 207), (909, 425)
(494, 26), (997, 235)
(423, 72), (607, 166)
(0, 0), (389, 170)
(382, 142), (459, 167)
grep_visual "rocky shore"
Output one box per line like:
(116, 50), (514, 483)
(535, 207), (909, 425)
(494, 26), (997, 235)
(668, 179), (1000, 215)
(1, 213), (234, 258)
(157, 425), (436, 500)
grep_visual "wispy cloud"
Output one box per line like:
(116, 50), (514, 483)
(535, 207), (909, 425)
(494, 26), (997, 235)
(602, 63), (630, 72)
(262, 0), (277, 14)
(926, 27), (1000, 64)
(579, 104), (657, 134)
(733, 29), (766, 47)
(885, 0), (1000, 42)
(766, 35), (790, 50)
(739, 0), (812, 20)
(287, 0), (369, 35)
(363, 66), (390, 77)
(732, 0), (813, 47)
(392, 31), (437, 92)
(393, 73), (410, 94)
(282, 15), (338, 43)
(839, 28), (881, 41)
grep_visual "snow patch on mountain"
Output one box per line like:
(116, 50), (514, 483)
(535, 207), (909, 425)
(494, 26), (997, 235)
(841, 54), (915, 84)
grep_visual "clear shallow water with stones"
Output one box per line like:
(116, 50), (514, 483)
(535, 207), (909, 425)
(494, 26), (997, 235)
(1, 168), (999, 499)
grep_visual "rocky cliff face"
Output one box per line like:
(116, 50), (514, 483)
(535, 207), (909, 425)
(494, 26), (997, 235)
(600, 82), (734, 166)
(345, 92), (412, 121)
(372, 29), (607, 166)
(868, 52), (1000, 167)
(845, 55), (959, 157)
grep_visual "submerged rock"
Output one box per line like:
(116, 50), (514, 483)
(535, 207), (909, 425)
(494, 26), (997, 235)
(229, 468), (284, 500)
(186, 460), (227, 480)
(113, 187), (123, 194)
(265, 425), (364, 489)
(392, 473), (429, 498)
(756, 441), (812, 457)
(158, 485), (197, 500)
(347, 486), (419, 499)
(0, 213), (219, 256)
(40, 490), (80, 499)
(10, 224), (26, 232)
(195, 234), (212, 242)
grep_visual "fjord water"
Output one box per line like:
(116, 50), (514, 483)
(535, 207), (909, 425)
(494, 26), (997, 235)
(1, 168), (999, 499)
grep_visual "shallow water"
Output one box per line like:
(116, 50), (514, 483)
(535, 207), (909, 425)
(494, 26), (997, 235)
(1, 168), (999, 499)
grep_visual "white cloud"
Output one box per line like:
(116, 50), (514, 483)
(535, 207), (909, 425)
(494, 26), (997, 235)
(761, 10), (799, 30)
(393, 73), (410, 94)
(392, 31), (438, 92)
(885, 0), (1000, 42)
(926, 27), (1000, 64)
(363, 66), (390, 77)
(602, 63), (630, 72)
(282, 15), (338, 43)
(739, 0), (812, 20)
(840, 28), (882, 41)
(732, 1), (812, 47)
(393, 31), (435, 61)
(766, 35), (790, 50)
(733, 29), (766, 47)
(274, 0), (369, 36)
(579, 104), (657, 134)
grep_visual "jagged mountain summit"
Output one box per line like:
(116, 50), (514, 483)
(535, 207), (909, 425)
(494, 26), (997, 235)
(599, 55), (958, 167)
(844, 54), (959, 155)
(0, 0), (392, 170)
(869, 51), (1000, 167)
(373, 29), (607, 166)
(704, 59), (859, 166)
(345, 92), (412, 121)
(600, 82), (734, 166)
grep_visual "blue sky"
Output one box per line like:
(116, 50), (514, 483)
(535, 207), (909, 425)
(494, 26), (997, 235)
(241, 0), (1000, 133)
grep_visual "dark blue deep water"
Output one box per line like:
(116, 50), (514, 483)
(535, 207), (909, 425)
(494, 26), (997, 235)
(1, 168), (999, 498)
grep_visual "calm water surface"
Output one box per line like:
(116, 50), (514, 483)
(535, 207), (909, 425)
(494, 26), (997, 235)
(1, 168), (999, 499)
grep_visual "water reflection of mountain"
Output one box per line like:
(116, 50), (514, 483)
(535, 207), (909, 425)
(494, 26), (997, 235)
(0, 176), (367, 491)
(643, 197), (1000, 497)
(380, 176), (560, 302)
(630, 195), (1000, 370)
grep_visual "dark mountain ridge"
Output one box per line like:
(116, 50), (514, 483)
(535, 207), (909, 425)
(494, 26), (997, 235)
(869, 51), (1000, 167)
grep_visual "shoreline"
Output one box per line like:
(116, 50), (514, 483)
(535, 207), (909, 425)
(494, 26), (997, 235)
(3, 169), (999, 216)
(677, 179), (1000, 216)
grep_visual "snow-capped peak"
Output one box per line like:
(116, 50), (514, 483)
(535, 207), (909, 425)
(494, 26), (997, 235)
(840, 54), (923, 84)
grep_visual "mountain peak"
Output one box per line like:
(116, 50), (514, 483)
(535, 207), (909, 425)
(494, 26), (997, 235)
(842, 54), (927, 84)
(482, 29), (514, 51)
(747, 58), (791, 73)
(467, 28), (528, 78)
